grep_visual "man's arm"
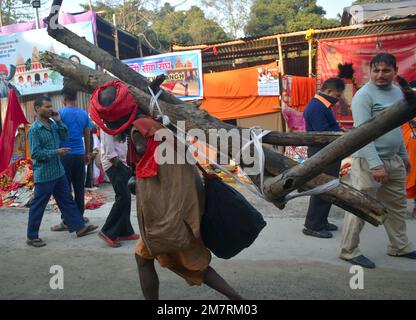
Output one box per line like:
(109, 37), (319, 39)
(307, 105), (336, 132)
(54, 111), (68, 141)
(101, 132), (120, 167)
(351, 92), (383, 169)
(84, 127), (91, 164)
(28, 129), (60, 161)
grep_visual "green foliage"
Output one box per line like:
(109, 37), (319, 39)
(200, 0), (253, 38)
(245, 0), (341, 36)
(82, 1), (228, 51)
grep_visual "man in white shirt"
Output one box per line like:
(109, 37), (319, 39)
(99, 131), (138, 247)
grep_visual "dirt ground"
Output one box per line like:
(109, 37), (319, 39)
(1, 182), (415, 300)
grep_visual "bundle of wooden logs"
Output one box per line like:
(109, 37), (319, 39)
(40, 0), (416, 227)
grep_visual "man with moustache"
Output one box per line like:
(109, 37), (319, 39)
(340, 53), (416, 268)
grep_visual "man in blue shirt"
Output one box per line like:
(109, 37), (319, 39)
(27, 96), (97, 247)
(51, 87), (91, 231)
(302, 78), (345, 239)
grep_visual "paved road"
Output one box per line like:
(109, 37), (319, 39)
(1, 183), (415, 300)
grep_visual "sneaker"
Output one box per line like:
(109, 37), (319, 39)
(302, 228), (333, 238)
(324, 223), (338, 231)
(344, 255), (376, 269)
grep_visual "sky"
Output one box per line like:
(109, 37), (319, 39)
(52, 0), (354, 19)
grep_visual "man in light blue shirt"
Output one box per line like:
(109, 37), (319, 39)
(51, 87), (91, 232)
(340, 53), (416, 268)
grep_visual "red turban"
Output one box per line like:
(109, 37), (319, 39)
(90, 80), (139, 135)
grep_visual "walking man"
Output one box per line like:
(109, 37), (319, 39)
(51, 87), (91, 231)
(340, 53), (416, 268)
(27, 96), (97, 247)
(302, 78), (345, 238)
(98, 129), (138, 247)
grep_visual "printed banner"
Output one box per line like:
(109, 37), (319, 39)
(257, 65), (280, 96)
(123, 50), (203, 101)
(0, 21), (95, 97)
(316, 31), (416, 127)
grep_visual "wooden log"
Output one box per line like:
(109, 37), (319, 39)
(40, 51), (387, 225)
(44, 3), (342, 148)
(44, 1), (184, 107)
(262, 131), (342, 146)
(264, 97), (416, 201)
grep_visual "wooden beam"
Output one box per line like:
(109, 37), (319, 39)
(264, 96), (416, 202)
(40, 51), (387, 226)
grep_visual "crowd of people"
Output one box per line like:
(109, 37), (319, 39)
(23, 52), (415, 299)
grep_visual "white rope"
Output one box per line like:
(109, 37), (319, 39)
(146, 88), (337, 202)
(284, 178), (341, 202)
(148, 86), (170, 126)
(238, 127), (271, 197)
(168, 121), (266, 199)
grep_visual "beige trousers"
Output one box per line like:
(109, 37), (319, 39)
(340, 156), (414, 259)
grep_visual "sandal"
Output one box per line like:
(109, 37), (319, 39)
(26, 238), (46, 247)
(116, 234), (140, 242)
(50, 222), (68, 232)
(98, 231), (121, 247)
(76, 225), (98, 237)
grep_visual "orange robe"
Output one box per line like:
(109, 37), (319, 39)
(402, 123), (416, 198)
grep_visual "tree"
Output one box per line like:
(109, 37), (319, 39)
(80, 1), (228, 52)
(200, 0), (253, 38)
(245, 0), (340, 36)
(0, 0), (49, 26)
(151, 5), (228, 51)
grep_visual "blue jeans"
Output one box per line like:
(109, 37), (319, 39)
(61, 154), (85, 216)
(27, 175), (85, 239)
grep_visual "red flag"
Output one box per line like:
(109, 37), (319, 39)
(0, 89), (29, 172)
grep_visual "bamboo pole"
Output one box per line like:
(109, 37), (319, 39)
(277, 36), (285, 75)
(113, 14), (120, 60)
(308, 39), (313, 77)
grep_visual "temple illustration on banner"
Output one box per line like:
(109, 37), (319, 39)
(166, 58), (198, 82)
(13, 46), (54, 89)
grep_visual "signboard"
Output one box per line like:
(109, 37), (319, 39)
(257, 65), (280, 96)
(317, 32), (416, 87)
(123, 50), (203, 101)
(316, 31), (416, 128)
(0, 21), (95, 97)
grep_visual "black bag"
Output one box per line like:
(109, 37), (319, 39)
(201, 178), (267, 259)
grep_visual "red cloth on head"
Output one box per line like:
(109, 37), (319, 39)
(0, 90), (28, 172)
(90, 80), (139, 135)
(131, 117), (164, 179)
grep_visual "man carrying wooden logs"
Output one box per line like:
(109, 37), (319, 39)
(340, 53), (416, 268)
(90, 81), (244, 300)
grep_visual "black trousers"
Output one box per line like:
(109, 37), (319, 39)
(102, 163), (135, 240)
(304, 146), (341, 231)
(61, 154), (85, 217)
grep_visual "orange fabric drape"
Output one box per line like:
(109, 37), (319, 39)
(201, 96), (279, 120)
(289, 76), (316, 112)
(403, 123), (416, 199)
(200, 63), (280, 120)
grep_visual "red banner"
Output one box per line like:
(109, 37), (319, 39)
(316, 31), (416, 128)
(317, 31), (416, 86)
